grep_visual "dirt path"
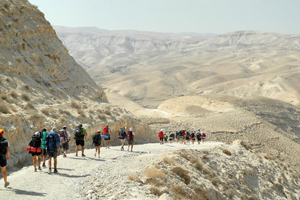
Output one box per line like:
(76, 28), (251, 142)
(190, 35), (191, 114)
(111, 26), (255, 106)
(0, 142), (222, 200)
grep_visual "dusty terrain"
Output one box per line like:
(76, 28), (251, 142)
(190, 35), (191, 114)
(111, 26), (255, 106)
(2, 141), (299, 200)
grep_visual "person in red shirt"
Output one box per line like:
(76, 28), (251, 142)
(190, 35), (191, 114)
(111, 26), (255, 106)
(158, 129), (164, 144)
(103, 124), (111, 149)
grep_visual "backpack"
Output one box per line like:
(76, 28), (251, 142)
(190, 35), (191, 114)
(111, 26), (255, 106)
(58, 130), (67, 144)
(29, 134), (41, 148)
(45, 133), (59, 152)
(92, 133), (101, 144)
(0, 136), (8, 155)
(118, 128), (126, 139)
(127, 131), (133, 141)
(103, 126), (109, 135)
(74, 127), (83, 139)
(196, 131), (201, 139)
(201, 133), (206, 138)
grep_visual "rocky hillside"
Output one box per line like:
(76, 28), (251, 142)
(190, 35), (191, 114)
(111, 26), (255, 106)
(0, 0), (154, 168)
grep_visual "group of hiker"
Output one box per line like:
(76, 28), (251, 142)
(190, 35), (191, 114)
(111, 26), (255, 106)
(158, 129), (206, 145)
(25, 124), (136, 174)
(0, 124), (206, 188)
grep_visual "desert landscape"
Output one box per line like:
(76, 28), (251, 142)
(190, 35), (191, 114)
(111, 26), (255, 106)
(0, 0), (300, 199)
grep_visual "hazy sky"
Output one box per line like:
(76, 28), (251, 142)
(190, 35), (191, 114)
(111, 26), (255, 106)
(29, 0), (300, 34)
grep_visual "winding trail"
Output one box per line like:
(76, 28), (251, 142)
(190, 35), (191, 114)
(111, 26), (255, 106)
(1, 142), (222, 200)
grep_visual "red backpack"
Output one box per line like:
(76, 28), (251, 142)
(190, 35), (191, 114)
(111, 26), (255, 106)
(201, 133), (206, 138)
(127, 131), (133, 141)
(103, 126), (109, 135)
(158, 131), (164, 138)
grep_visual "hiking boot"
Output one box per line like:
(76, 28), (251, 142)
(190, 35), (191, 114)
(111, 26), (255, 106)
(94, 153), (96, 157)
(34, 168), (37, 172)
(42, 163), (46, 168)
(4, 182), (9, 188)
(54, 169), (58, 173)
(38, 166), (42, 171)
(48, 169), (51, 174)
(82, 154), (86, 157)
(76, 153), (78, 157)
(98, 155), (100, 158)
(63, 153), (66, 158)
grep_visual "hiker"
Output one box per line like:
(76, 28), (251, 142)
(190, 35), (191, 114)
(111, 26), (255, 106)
(196, 129), (201, 144)
(169, 132), (175, 143)
(118, 127), (127, 151)
(0, 129), (10, 187)
(164, 132), (168, 143)
(158, 129), (164, 144)
(185, 131), (190, 144)
(45, 127), (60, 174)
(74, 124), (87, 157)
(92, 131), (101, 158)
(41, 128), (48, 167)
(59, 126), (71, 157)
(190, 132), (196, 144)
(201, 131), (206, 143)
(127, 127), (135, 151)
(29, 132), (42, 172)
(102, 124), (111, 149)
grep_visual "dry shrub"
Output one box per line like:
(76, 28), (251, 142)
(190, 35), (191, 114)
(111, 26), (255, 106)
(0, 102), (10, 114)
(264, 154), (275, 160)
(21, 93), (30, 101)
(149, 187), (162, 196)
(202, 167), (211, 175)
(163, 157), (174, 164)
(0, 93), (8, 101)
(222, 149), (232, 156)
(241, 141), (251, 150)
(202, 155), (209, 160)
(190, 158), (198, 164)
(191, 187), (208, 200)
(144, 168), (166, 179)
(41, 108), (50, 116)
(210, 177), (219, 186)
(9, 91), (18, 99)
(170, 186), (188, 198)
(98, 114), (106, 121)
(25, 102), (35, 110)
(23, 85), (30, 90)
(224, 189), (234, 199)
(180, 153), (190, 161)
(70, 101), (80, 109)
(77, 109), (84, 115)
(194, 161), (203, 171)
(127, 173), (141, 182)
(30, 113), (45, 127)
(171, 167), (191, 184)
(91, 90), (107, 102)
(9, 105), (17, 112)
(145, 178), (165, 187)
(104, 109), (111, 116)
(59, 109), (71, 116)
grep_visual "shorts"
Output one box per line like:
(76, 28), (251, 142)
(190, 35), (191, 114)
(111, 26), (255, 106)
(169, 138), (173, 141)
(76, 140), (85, 146)
(48, 151), (58, 159)
(31, 152), (42, 156)
(0, 157), (6, 167)
(128, 140), (134, 145)
(42, 148), (47, 155)
(94, 142), (101, 147)
(159, 138), (164, 141)
(62, 142), (69, 150)
(104, 135), (110, 141)
(120, 139), (125, 143)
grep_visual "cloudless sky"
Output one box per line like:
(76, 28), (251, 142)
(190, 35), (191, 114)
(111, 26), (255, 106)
(28, 0), (300, 34)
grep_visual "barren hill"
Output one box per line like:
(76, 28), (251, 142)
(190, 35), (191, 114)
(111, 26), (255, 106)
(0, 0), (152, 168)
(55, 27), (300, 108)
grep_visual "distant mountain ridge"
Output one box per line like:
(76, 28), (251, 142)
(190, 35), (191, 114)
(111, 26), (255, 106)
(55, 26), (300, 108)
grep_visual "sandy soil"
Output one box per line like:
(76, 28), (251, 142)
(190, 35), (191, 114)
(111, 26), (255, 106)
(0, 142), (222, 200)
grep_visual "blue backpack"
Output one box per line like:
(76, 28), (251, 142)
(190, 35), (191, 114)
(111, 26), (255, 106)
(45, 132), (59, 152)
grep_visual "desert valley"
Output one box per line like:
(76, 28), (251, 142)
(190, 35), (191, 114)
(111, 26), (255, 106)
(0, 0), (300, 199)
